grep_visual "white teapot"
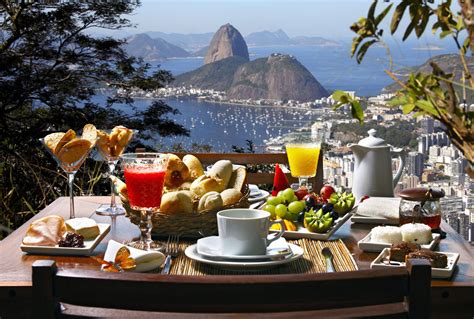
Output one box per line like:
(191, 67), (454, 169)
(349, 129), (405, 200)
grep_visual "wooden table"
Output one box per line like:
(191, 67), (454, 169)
(1, 196), (473, 318)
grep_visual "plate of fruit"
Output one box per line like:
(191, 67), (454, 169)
(262, 185), (356, 240)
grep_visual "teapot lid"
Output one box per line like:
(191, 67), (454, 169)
(358, 129), (387, 147)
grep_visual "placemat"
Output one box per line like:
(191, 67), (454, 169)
(167, 239), (358, 275)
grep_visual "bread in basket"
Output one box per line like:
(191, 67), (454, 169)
(113, 154), (249, 238)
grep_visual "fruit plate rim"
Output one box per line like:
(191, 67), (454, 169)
(370, 248), (459, 279)
(280, 209), (354, 240)
(20, 223), (110, 256)
(358, 232), (441, 253)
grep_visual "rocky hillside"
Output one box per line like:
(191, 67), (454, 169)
(175, 54), (328, 102)
(204, 24), (249, 64)
(383, 54), (474, 93)
(174, 56), (248, 91)
(227, 54), (329, 102)
(124, 34), (190, 61)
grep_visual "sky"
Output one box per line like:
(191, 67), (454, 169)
(122, 0), (411, 39)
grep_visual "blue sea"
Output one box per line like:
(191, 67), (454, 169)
(105, 42), (458, 151)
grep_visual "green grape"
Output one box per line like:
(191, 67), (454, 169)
(291, 195), (298, 202)
(277, 190), (285, 198)
(266, 196), (282, 206)
(275, 204), (287, 218)
(262, 204), (276, 219)
(288, 201), (305, 214)
(282, 188), (295, 201)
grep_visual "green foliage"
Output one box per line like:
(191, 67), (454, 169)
(0, 1), (190, 238)
(346, 0), (474, 176)
(331, 90), (364, 124)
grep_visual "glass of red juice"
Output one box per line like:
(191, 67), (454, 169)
(121, 153), (169, 251)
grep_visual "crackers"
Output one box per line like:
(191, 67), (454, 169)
(96, 126), (134, 158)
(43, 124), (97, 165)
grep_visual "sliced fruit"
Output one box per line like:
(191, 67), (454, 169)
(328, 191), (355, 215)
(54, 129), (76, 155)
(271, 164), (290, 196)
(303, 208), (333, 233)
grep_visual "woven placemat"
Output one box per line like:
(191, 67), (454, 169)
(166, 238), (358, 275)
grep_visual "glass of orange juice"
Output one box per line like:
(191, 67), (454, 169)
(285, 135), (322, 189)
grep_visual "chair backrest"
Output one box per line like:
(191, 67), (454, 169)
(171, 152), (324, 193)
(32, 259), (431, 318)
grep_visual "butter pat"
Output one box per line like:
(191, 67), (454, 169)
(66, 218), (100, 239)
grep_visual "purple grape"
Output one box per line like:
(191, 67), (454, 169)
(322, 203), (334, 213)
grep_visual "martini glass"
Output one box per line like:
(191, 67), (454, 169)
(95, 128), (135, 216)
(121, 153), (169, 251)
(40, 137), (96, 219)
(285, 134), (322, 189)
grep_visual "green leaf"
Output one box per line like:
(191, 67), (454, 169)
(462, 37), (471, 55)
(331, 90), (347, 101)
(402, 103), (416, 114)
(415, 100), (439, 117)
(375, 3), (393, 25)
(368, 0), (378, 21)
(403, 20), (416, 41)
(356, 39), (377, 63)
(391, 2), (408, 34)
(415, 7), (430, 37)
(351, 100), (364, 124)
(351, 36), (363, 57)
(439, 30), (452, 39)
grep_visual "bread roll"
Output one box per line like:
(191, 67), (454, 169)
(208, 160), (233, 188)
(198, 191), (223, 213)
(22, 215), (66, 246)
(183, 154), (204, 180)
(160, 191), (193, 215)
(221, 188), (243, 206)
(190, 175), (226, 197)
(164, 154), (190, 188)
(228, 167), (247, 192)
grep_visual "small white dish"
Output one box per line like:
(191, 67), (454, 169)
(370, 248), (459, 279)
(185, 243), (304, 271)
(197, 236), (292, 261)
(248, 189), (270, 203)
(249, 184), (261, 197)
(358, 232), (441, 253)
(20, 223), (110, 256)
(281, 210), (353, 241)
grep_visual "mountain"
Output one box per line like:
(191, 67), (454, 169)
(175, 54), (328, 102)
(124, 34), (190, 61)
(291, 36), (340, 47)
(174, 56), (248, 91)
(144, 31), (213, 51)
(383, 54), (474, 93)
(227, 54), (329, 102)
(204, 24), (249, 64)
(245, 29), (291, 46)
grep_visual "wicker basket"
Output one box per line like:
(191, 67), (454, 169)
(122, 185), (250, 238)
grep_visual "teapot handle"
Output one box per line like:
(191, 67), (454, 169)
(392, 148), (406, 187)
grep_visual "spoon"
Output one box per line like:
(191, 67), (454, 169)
(322, 247), (336, 273)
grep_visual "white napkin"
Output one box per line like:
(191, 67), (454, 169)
(355, 197), (401, 220)
(103, 240), (165, 272)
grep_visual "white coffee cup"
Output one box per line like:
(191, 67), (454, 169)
(217, 209), (285, 256)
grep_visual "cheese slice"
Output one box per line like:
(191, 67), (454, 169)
(65, 218), (100, 240)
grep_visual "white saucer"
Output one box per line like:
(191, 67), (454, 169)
(197, 236), (292, 261)
(248, 189), (270, 203)
(185, 243), (304, 271)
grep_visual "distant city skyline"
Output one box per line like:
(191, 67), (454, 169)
(120, 0), (459, 41)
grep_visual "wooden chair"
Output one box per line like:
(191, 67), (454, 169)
(171, 152), (324, 193)
(32, 259), (431, 318)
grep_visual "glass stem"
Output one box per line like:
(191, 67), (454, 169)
(139, 209), (153, 249)
(298, 177), (309, 188)
(108, 161), (117, 209)
(68, 172), (76, 219)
